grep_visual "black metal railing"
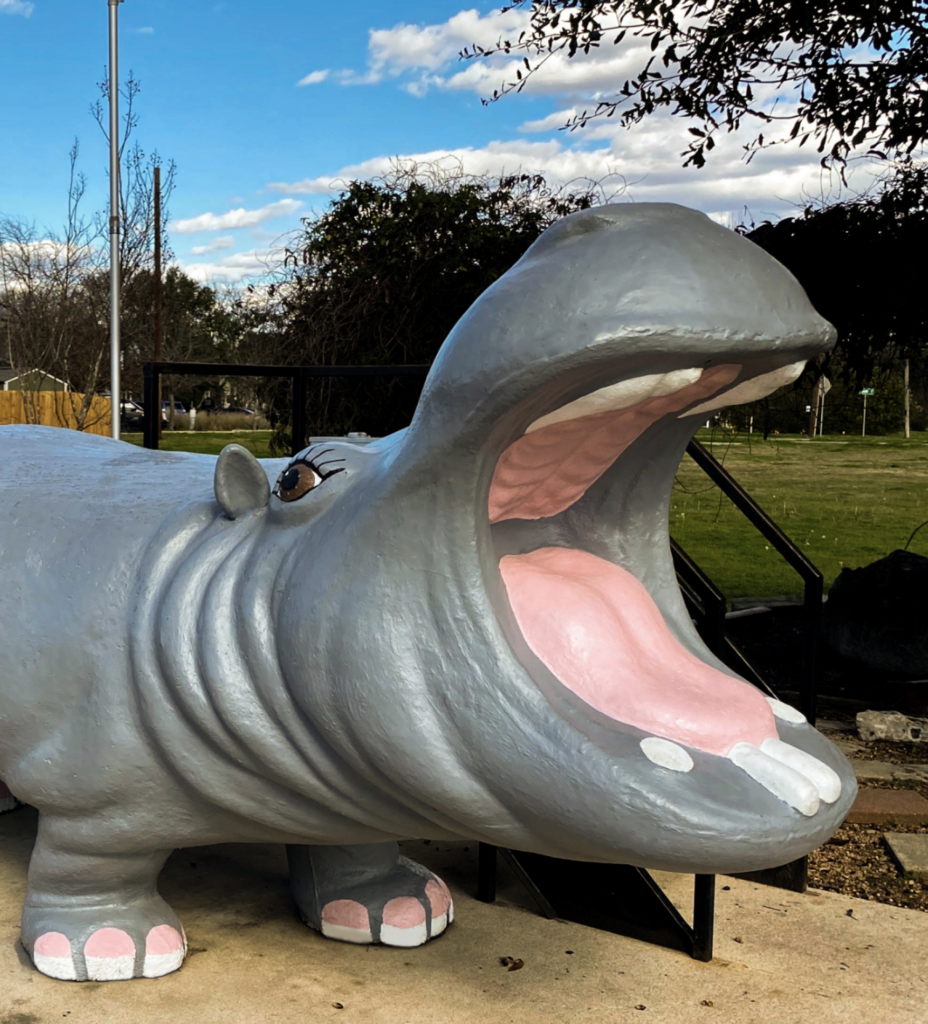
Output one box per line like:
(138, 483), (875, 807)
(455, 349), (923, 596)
(140, 361), (431, 456)
(683, 438), (823, 725)
(671, 538), (773, 693)
(477, 845), (716, 962)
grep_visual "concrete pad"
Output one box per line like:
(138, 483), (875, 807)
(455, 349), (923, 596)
(833, 739), (868, 757)
(851, 760), (928, 783)
(884, 833), (928, 880)
(2, 807), (928, 1024)
(845, 788), (928, 826)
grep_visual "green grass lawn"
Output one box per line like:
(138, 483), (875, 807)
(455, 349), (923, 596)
(674, 430), (928, 599)
(121, 430), (277, 458)
(127, 427), (928, 602)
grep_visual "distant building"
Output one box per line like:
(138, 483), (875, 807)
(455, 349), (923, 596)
(0, 367), (70, 392)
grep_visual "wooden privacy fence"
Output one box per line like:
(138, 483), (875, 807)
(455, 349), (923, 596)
(0, 392), (111, 436)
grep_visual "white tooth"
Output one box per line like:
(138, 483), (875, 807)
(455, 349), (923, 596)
(526, 368), (703, 433)
(640, 737), (694, 772)
(766, 697), (806, 724)
(761, 738), (842, 804)
(729, 741), (820, 817)
(679, 360), (807, 418)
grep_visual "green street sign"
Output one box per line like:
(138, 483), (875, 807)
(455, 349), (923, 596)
(860, 388), (875, 396)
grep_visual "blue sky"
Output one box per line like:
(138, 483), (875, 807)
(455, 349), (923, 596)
(1, 0), (880, 285)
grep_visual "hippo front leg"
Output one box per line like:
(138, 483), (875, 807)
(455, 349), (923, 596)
(21, 814), (185, 981)
(286, 842), (453, 947)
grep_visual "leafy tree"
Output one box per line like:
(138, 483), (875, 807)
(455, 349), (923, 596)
(736, 159), (928, 433)
(463, 0), (928, 169)
(0, 73), (175, 429)
(726, 363), (917, 436)
(119, 266), (231, 415)
(252, 161), (621, 441)
(0, 143), (105, 429)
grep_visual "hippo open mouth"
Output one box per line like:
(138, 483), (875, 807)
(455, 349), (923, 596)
(485, 358), (840, 819)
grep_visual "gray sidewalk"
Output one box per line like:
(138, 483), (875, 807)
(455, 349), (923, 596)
(2, 806), (926, 1024)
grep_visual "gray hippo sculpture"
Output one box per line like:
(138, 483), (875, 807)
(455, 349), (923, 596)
(0, 203), (855, 983)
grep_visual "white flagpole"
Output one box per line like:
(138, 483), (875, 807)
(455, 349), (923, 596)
(108, 0), (123, 439)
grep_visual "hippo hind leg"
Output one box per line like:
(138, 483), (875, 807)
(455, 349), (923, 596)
(21, 815), (185, 981)
(287, 842), (453, 948)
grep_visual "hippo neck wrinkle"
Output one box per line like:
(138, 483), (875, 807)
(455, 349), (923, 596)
(128, 506), (438, 842)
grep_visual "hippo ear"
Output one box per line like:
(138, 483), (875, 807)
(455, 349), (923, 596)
(214, 444), (270, 519)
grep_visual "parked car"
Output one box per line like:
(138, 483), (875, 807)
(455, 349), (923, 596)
(162, 400), (186, 415)
(121, 400), (168, 431)
(120, 400), (144, 431)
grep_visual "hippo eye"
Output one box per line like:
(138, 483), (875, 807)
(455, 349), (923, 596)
(276, 463), (320, 502)
(273, 449), (345, 503)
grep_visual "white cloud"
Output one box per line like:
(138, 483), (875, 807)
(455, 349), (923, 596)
(519, 109), (579, 134)
(190, 236), (235, 256)
(332, 4), (828, 151)
(332, 8), (530, 88)
(171, 198), (303, 234)
(137, 26), (154, 34)
(325, 9), (658, 102)
(0, 0), (34, 15)
(297, 69), (329, 86)
(265, 106), (881, 228)
(443, 46), (655, 100)
(180, 249), (277, 284)
(268, 142), (623, 198)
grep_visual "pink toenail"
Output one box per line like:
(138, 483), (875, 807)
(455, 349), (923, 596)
(321, 900), (370, 930)
(425, 880), (450, 917)
(383, 897), (426, 929)
(34, 932), (71, 958)
(145, 925), (184, 955)
(84, 927), (135, 958)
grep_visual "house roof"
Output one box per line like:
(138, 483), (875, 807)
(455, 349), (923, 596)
(0, 366), (70, 386)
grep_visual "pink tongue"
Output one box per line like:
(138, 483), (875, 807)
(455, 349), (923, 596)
(500, 548), (776, 757)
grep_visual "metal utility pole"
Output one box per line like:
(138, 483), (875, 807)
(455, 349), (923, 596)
(860, 388), (874, 436)
(806, 354), (826, 439)
(108, 0), (124, 440)
(905, 359), (911, 439)
(153, 165), (163, 437)
(818, 376), (831, 436)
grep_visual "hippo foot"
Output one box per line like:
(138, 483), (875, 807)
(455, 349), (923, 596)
(22, 900), (186, 982)
(287, 842), (453, 947)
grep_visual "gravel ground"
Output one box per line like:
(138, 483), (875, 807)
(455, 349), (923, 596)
(808, 733), (928, 912)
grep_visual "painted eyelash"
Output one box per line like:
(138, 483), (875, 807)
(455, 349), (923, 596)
(300, 448), (345, 479)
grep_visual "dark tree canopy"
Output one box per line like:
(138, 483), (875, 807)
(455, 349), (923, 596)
(741, 160), (928, 384)
(257, 163), (620, 439)
(463, 0), (928, 168)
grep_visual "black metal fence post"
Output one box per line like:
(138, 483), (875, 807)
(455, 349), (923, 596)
(142, 364), (157, 450)
(291, 370), (307, 457)
(691, 874), (716, 962)
(800, 578), (823, 724)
